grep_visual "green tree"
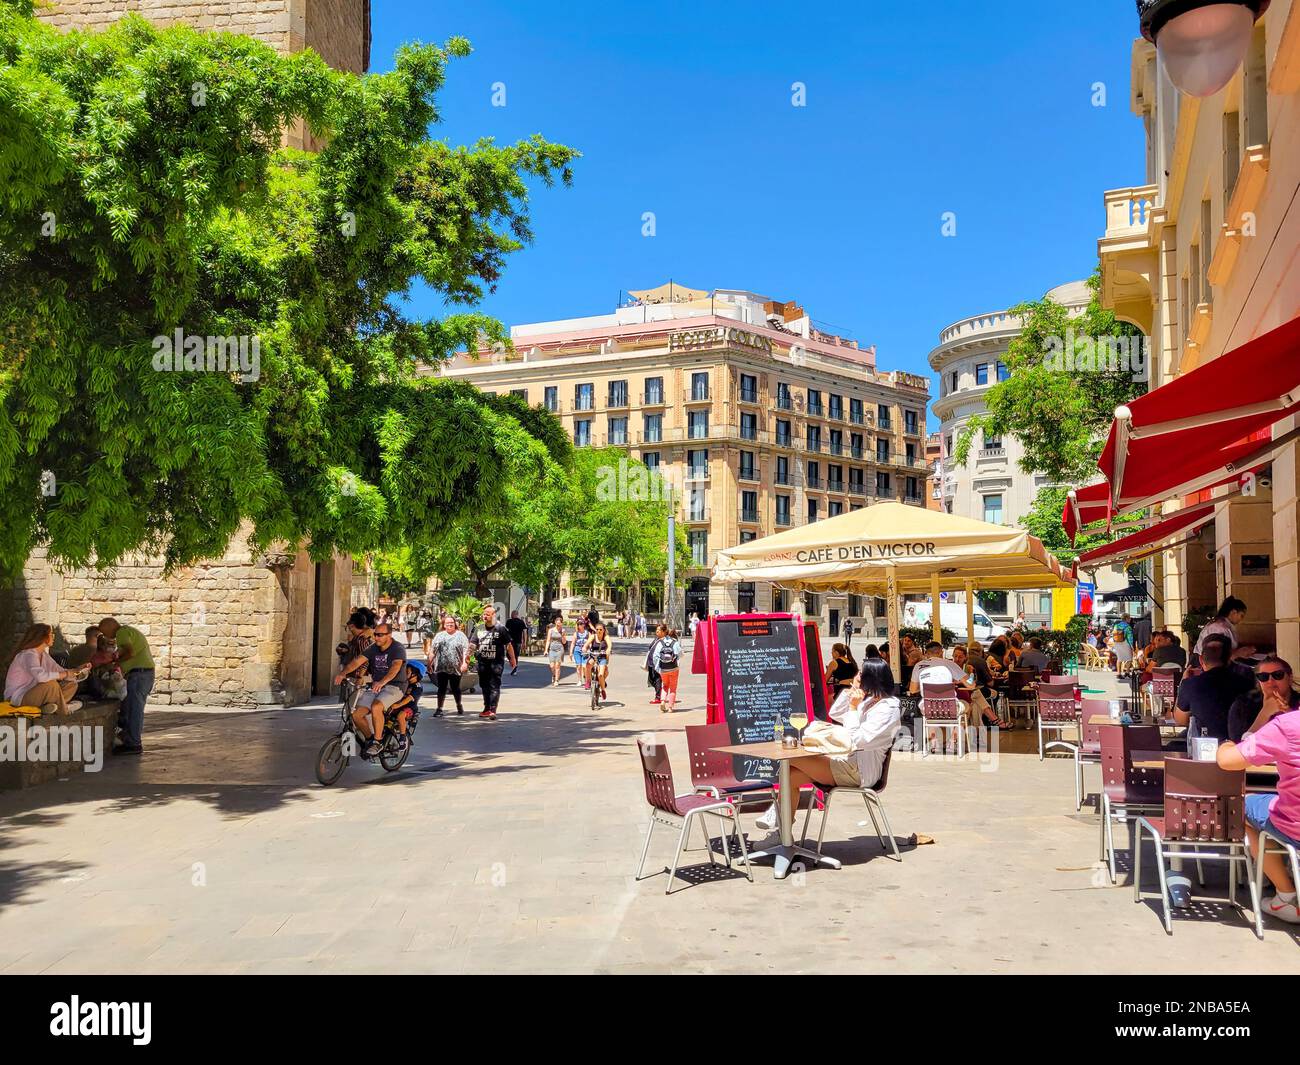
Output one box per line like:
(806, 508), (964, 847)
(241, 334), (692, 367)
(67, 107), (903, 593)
(953, 272), (1145, 484)
(0, 4), (578, 577)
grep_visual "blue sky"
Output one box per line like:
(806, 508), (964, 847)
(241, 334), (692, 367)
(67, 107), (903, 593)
(372, 1), (1146, 425)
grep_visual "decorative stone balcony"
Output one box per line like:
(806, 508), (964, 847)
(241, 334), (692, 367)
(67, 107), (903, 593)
(1098, 184), (1165, 333)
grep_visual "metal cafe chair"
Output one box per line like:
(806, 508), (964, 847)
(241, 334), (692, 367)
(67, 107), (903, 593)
(1134, 757), (1261, 936)
(1074, 707), (1109, 812)
(1252, 827), (1300, 940)
(920, 681), (968, 758)
(684, 723), (776, 849)
(1099, 724), (1165, 884)
(1002, 668), (1038, 727)
(1036, 681), (1081, 799)
(800, 748), (902, 862)
(635, 738), (752, 894)
(1150, 667), (1180, 717)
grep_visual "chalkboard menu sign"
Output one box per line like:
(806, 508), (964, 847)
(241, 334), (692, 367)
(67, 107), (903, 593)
(712, 613), (812, 783)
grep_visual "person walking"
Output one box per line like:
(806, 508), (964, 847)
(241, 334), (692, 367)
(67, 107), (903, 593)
(505, 610), (528, 674)
(470, 605), (516, 721)
(644, 625), (665, 705)
(97, 616), (154, 755)
(655, 627), (683, 713)
(429, 614), (470, 716)
(841, 615), (854, 652)
(543, 616), (568, 687)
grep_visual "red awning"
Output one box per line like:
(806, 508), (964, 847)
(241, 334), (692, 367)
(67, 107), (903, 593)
(1073, 502), (1217, 573)
(1096, 315), (1300, 514)
(1063, 482), (1111, 544)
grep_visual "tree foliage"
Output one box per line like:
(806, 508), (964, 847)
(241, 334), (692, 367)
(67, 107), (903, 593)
(1018, 486), (1144, 566)
(952, 273), (1145, 485)
(0, 5), (588, 579)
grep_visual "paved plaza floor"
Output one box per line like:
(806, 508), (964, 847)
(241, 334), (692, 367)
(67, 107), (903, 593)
(1, 640), (1295, 973)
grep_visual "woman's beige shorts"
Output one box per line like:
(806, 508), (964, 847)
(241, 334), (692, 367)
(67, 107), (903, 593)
(829, 756), (862, 788)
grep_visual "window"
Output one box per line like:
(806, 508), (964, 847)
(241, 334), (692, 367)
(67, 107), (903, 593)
(687, 448), (708, 481)
(945, 433), (953, 457)
(906, 476), (919, 501)
(851, 432), (864, 459)
(848, 595), (863, 617)
(691, 372), (709, 401)
(996, 361), (1009, 383)
(543, 386), (558, 412)
(777, 382), (792, 410)
(688, 410), (709, 439)
(739, 451), (756, 481)
(574, 419), (591, 447)
(984, 431), (1002, 450)
(804, 592), (820, 617)
(575, 383), (594, 411)
(876, 439), (889, 463)
(905, 443), (916, 465)
(876, 471), (891, 496)
(687, 488), (707, 521)
(776, 419), (792, 447)
(1201, 199), (1213, 306)
(688, 531), (709, 567)
(741, 491), (759, 523)
(950, 370), (958, 392)
(904, 410), (918, 434)
(849, 467), (864, 493)
(773, 588), (788, 613)
(643, 413), (662, 442)
(806, 460), (820, 489)
(828, 465), (844, 492)
(738, 583), (756, 612)
(975, 364), (989, 386)
(877, 404), (891, 429)
(740, 373), (758, 403)
(642, 452), (660, 470)
(510, 388), (528, 401)
(776, 495), (791, 526)
(983, 494), (1004, 524)
(644, 376), (664, 405)
(740, 532), (757, 544)
(608, 416), (628, 445)
(1223, 110), (1241, 207)
(849, 397), (864, 424)
(807, 498), (818, 523)
(829, 500), (843, 517)
(807, 389), (823, 416)
(828, 394), (843, 420)
(608, 379), (628, 407)
(829, 428), (843, 455)
(776, 455), (790, 485)
(1038, 592), (1053, 614)
(740, 412), (758, 440)
(806, 425), (821, 452)
(1244, 23), (1268, 148)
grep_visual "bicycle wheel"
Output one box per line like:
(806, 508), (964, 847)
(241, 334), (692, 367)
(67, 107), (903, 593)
(591, 678), (600, 710)
(315, 735), (348, 786)
(380, 739), (411, 772)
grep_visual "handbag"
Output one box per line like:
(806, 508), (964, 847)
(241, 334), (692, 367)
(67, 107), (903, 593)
(801, 719), (853, 756)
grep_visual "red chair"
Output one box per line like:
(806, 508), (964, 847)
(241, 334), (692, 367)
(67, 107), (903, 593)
(920, 681), (968, 758)
(685, 723), (776, 846)
(1036, 681), (1082, 802)
(635, 738), (752, 894)
(1150, 668), (1180, 716)
(1002, 668), (1038, 727)
(1099, 724), (1165, 883)
(1134, 757), (1260, 936)
(800, 749), (903, 862)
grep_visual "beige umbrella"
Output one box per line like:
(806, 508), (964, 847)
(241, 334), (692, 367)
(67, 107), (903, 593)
(713, 501), (1073, 664)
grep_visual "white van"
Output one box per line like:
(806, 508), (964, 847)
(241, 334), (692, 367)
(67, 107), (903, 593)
(900, 601), (1006, 644)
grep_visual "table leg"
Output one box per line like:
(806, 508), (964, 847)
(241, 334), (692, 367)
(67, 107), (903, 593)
(743, 757), (843, 879)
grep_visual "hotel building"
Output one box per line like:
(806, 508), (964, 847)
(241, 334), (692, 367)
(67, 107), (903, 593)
(439, 284), (931, 633)
(1096, 5), (1300, 663)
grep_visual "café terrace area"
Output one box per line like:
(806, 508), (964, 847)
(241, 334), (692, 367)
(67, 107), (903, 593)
(0, 645), (1294, 975)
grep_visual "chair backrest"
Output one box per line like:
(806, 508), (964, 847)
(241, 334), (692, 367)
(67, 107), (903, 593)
(1038, 682), (1078, 723)
(1099, 723), (1163, 791)
(1006, 669), (1034, 695)
(1081, 697), (1115, 722)
(1048, 674), (1072, 685)
(920, 681), (960, 722)
(1162, 756), (1246, 842)
(872, 747), (894, 793)
(1151, 669), (1179, 699)
(638, 737), (680, 814)
(685, 723), (742, 789)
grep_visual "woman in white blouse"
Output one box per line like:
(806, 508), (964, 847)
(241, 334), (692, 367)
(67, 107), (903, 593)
(4, 624), (83, 713)
(756, 659), (901, 846)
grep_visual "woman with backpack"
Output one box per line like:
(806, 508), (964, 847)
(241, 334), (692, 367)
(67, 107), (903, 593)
(655, 626), (682, 714)
(645, 624), (666, 706)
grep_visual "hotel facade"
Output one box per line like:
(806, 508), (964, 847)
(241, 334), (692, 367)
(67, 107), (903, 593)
(1096, 3), (1300, 663)
(439, 284), (931, 635)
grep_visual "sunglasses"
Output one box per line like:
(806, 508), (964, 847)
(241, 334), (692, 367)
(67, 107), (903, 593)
(1256, 669), (1289, 682)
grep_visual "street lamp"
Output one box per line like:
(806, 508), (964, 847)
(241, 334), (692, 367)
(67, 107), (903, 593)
(1139, 0), (1269, 98)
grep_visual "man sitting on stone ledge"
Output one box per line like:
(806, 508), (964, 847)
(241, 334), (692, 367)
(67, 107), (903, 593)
(4, 623), (84, 714)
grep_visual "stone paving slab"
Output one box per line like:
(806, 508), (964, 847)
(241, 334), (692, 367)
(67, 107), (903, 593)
(0, 641), (1296, 973)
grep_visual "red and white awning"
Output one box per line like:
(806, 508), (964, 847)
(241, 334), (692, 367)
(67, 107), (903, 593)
(1073, 502), (1218, 574)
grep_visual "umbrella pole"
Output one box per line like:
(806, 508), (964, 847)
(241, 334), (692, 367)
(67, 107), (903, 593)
(931, 571), (942, 647)
(886, 565), (901, 691)
(965, 581), (975, 651)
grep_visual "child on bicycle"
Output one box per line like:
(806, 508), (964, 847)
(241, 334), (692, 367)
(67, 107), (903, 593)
(384, 664), (424, 752)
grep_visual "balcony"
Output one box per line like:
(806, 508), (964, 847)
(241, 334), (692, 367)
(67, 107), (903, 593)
(740, 508), (760, 525)
(738, 422), (759, 442)
(775, 472), (791, 486)
(685, 464), (711, 483)
(738, 466), (759, 483)
(686, 387), (711, 404)
(828, 404), (844, 422)
(978, 446), (1006, 460)
(775, 512), (793, 528)
(848, 483), (866, 497)
(1209, 145), (1270, 289)
(805, 474), (822, 490)
(640, 391), (666, 407)
(572, 398), (596, 414)
(776, 395), (794, 411)
(904, 494), (925, 505)
(775, 433), (793, 448)
(739, 386), (760, 404)
(606, 391), (630, 410)
(828, 440), (845, 457)
(807, 402), (824, 418)
(1098, 184), (1165, 332)
(827, 479), (845, 494)
(878, 419), (892, 432)
(683, 508), (711, 524)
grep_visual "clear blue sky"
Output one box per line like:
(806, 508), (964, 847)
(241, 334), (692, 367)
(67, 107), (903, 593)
(372, 1), (1146, 425)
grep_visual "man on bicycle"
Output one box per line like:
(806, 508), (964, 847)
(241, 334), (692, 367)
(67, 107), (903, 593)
(334, 622), (408, 756)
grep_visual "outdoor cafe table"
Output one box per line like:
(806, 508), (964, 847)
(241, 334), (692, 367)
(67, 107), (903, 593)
(709, 741), (842, 880)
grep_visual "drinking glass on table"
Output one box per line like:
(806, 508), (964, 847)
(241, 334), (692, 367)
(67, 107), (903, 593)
(788, 711), (808, 743)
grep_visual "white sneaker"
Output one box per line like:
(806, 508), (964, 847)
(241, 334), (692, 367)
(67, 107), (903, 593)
(755, 803), (778, 831)
(1261, 895), (1300, 924)
(65, 699), (82, 713)
(749, 829), (783, 852)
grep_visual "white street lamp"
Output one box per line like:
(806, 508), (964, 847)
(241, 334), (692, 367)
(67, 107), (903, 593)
(1139, 0), (1269, 98)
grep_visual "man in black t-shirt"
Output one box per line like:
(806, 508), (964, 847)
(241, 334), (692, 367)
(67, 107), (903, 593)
(505, 610), (528, 674)
(1175, 635), (1253, 740)
(334, 622), (408, 755)
(470, 605), (517, 720)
